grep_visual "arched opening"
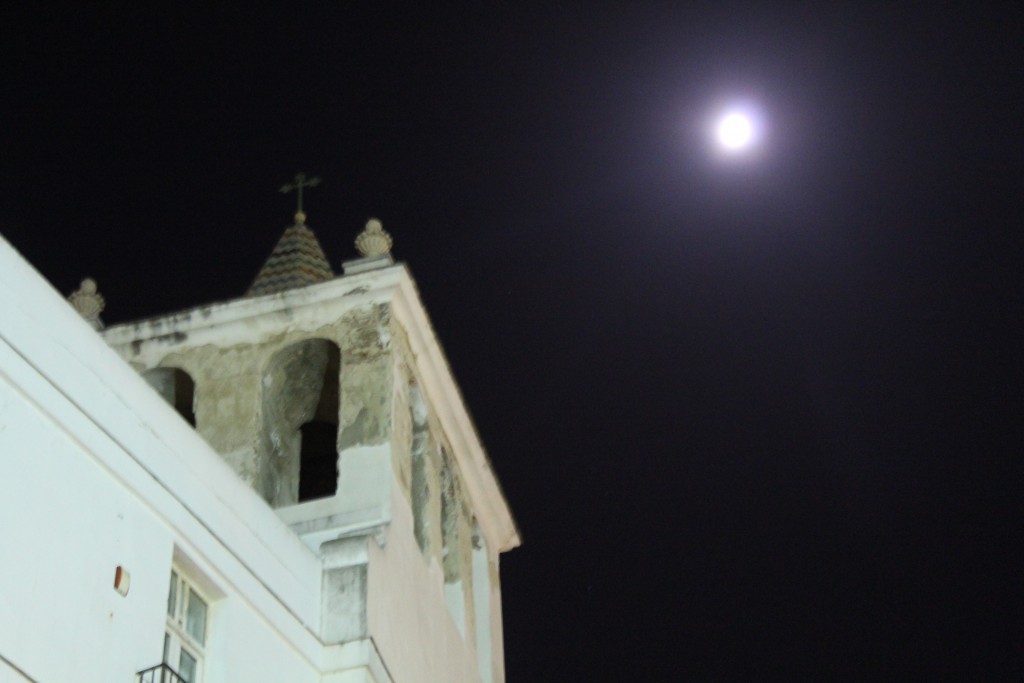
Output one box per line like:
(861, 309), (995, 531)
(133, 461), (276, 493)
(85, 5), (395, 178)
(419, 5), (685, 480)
(299, 421), (338, 500)
(144, 367), (196, 427)
(262, 339), (340, 507)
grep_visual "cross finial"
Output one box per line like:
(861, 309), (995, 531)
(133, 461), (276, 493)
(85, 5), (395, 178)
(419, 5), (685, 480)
(279, 172), (321, 215)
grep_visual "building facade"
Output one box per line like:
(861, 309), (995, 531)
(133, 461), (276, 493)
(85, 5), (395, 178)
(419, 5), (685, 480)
(0, 212), (519, 683)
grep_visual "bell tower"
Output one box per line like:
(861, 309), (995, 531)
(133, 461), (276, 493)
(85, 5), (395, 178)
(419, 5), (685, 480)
(101, 180), (519, 682)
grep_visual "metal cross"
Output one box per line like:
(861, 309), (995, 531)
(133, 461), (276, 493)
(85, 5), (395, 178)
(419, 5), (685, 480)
(279, 173), (321, 214)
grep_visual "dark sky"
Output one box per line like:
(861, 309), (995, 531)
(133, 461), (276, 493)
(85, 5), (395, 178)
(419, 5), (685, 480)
(3, 3), (1022, 679)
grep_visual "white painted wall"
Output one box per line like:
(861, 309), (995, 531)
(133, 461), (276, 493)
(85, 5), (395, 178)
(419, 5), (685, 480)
(0, 369), (167, 681)
(0, 234), (516, 683)
(367, 485), (482, 683)
(0, 238), (323, 683)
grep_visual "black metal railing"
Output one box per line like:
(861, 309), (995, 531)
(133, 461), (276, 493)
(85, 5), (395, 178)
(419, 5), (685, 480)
(137, 663), (188, 683)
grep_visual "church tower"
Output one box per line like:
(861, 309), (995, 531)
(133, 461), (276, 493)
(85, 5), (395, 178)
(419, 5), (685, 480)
(100, 180), (520, 683)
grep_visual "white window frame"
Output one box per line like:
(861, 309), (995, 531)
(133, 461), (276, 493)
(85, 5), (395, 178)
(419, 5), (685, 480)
(164, 567), (209, 683)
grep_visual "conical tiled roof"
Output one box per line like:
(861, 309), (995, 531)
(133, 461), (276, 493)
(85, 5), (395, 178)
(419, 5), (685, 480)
(247, 213), (334, 296)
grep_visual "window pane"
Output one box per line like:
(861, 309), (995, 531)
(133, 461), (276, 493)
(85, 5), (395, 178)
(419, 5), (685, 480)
(163, 632), (170, 663)
(178, 649), (197, 683)
(185, 588), (207, 644)
(167, 571), (178, 617)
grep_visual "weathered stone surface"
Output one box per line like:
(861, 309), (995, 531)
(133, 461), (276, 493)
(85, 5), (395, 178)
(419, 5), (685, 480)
(119, 305), (398, 508)
(157, 346), (265, 492)
(321, 536), (369, 644)
(337, 358), (392, 450)
(409, 384), (441, 563)
(391, 363), (413, 494)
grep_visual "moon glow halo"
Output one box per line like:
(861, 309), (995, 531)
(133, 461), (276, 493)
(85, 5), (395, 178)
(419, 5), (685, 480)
(716, 112), (755, 150)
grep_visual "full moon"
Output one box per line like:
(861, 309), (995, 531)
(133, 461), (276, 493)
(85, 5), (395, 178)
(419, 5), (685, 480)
(716, 112), (754, 150)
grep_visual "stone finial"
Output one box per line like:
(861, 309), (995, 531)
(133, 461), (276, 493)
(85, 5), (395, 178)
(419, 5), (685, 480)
(355, 218), (393, 257)
(69, 278), (105, 330)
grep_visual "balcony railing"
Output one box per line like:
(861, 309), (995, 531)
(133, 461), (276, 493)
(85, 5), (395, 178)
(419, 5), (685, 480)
(137, 663), (188, 683)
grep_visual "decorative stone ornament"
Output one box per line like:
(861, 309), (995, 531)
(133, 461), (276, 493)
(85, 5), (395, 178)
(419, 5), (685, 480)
(68, 277), (105, 330)
(355, 218), (393, 257)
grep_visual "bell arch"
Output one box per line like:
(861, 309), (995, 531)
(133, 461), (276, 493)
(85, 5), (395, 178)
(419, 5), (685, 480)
(261, 338), (341, 507)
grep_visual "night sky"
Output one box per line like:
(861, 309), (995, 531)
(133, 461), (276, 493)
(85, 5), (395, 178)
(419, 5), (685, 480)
(2, 3), (1022, 679)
